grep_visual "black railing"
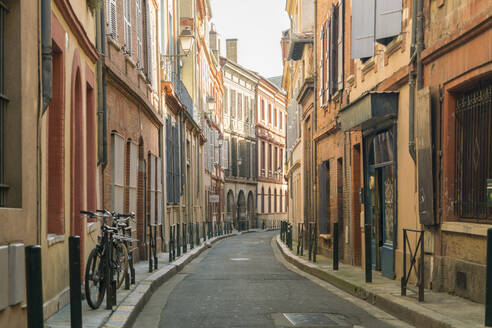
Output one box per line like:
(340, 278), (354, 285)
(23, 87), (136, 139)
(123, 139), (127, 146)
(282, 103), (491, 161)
(297, 223), (304, 256)
(401, 228), (424, 302)
(170, 71), (194, 117)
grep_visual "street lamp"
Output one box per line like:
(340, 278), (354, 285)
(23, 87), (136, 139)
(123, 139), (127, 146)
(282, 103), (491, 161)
(162, 27), (195, 58)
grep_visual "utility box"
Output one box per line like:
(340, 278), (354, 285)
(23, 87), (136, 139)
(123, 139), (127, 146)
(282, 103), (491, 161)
(8, 243), (25, 306)
(0, 246), (8, 311)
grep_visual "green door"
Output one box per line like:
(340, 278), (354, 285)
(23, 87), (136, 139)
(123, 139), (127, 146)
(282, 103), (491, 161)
(380, 165), (395, 279)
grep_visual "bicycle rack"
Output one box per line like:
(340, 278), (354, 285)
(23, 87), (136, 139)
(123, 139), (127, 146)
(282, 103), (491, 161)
(402, 229), (425, 302)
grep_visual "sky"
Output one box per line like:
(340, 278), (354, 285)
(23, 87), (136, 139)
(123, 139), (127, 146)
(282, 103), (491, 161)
(209, 0), (290, 78)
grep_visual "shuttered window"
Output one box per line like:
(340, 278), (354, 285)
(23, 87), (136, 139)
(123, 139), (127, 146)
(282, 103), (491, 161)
(156, 157), (162, 225)
(111, 133), (125, 212)
(318, 161), (330, 234)
(128, 142), (138, 214)
(231, 90), (236, 118)
(136, 0), (143, 66)
(149, 153), (156, 225)
(222, 139), (229, 169)
(123, 0), (131, 53)
(224, 88), (229, 114)
(166, 117), (181, 205)
(237, 93), (242, 120)
(107, 0), (117, 39)
(231, 137), (237, 176)
(329, 4), (337, 96)
(337, 0), (344, 92)
(320, 24), (326, 105)
(351, 0), (375, 59)
(325, 20), (330, 95)
(375, 0), (402, 44)
(173, 121), (180, 203)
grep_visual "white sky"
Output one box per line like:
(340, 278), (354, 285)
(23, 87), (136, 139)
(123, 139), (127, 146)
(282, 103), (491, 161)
(210, 0), (290, 78)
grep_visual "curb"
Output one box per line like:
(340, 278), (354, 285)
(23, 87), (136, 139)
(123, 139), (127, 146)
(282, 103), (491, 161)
(275, 236), (465, 328)
(102, 233), (237, 328)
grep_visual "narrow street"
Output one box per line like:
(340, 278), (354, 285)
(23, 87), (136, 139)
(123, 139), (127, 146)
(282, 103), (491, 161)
(133, 231), (407, 328)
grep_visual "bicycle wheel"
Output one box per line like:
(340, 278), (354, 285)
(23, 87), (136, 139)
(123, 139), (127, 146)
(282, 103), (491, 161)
(85, 248), (106, 309)
(113, 241), (128, 289)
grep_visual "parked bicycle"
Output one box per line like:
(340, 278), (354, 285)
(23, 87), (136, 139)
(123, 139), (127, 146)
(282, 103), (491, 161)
(80, 210), (135, 309)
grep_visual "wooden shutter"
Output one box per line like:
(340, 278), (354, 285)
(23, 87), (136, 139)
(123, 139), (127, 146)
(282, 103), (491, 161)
(145, 0), (152, 81)
(318, 161), (329, 234)
(222, 139), (229, 169)
(173, 122), (180, 204)
(149, 154), (156, 225)
(129, 142), (138, 213)
(329, 4), (337, 96)
(325, 20), (330, 95)
(136, 0), (142, 65)
(180, 116), (185, 194)
(320, 25), (325, 104)
(111, 133), (125, 212)
(156, 157), (163, 225)
(351, 0), (375, 59)
(337, 0), (344, 92)
(375, 0), (402, 42)
(166, 118), (173, 203)
(124, 0), (131, 52)
(108, 0), (117, 39)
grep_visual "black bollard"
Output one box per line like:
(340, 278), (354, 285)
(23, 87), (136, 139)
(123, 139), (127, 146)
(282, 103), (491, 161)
(69, 236), (82, 328)
(364, 224), (372, 283)
(486, 228), (492, 326)
(333, 222), (339, 270)
(26, 245), (44, 328)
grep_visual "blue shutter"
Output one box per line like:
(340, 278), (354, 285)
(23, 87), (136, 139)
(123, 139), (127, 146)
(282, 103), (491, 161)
(351, 0), (375, 59)
(173, 123), (180, 204)
(180, 114), (185, 195)
(375, 0), (402, 42)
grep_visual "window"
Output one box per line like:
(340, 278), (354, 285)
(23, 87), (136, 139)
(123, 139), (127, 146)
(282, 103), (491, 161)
(268, 188), (271, 213)
(261, 187), (265, 213)
(127, 142), (138, 214)
(268, 144), (272, 177)
(107, 0), (118, 39)
(318, 161), (330, 234)
(454, 83), (492, 219)
(231, 89), (236, 118)
(274, 189), (277, 212)
(224, 88), (229, 114)
(268, 104), (272, 124)
(280, 190), (283, 213)
(261, 141), (265, 176)
(279, 112), (283, 130)
(47, 42), (65, 232)
(123, 0), (131, 53)
(280, 148), (283, 175)
(111, 133), (125, 212)
(261, 100), (265, 121)
(274, 146), (278, 177)
(166, 118), (180, 204)
(237, 92), (242, 120)
(136, 0), (143, 66)
(274, 108), (277, 127)
(149, 153), (156, 225)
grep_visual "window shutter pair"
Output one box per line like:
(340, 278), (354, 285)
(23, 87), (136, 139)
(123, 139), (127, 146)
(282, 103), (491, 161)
(231, 137), (237, 176)
(111, 133), (125, 212)
(166, 118), (173, 204)
(320, 25), (325, 104)
(222, 139), (229, 170)
(107, 0), (118, 39)
(123, 0), (131, 53)
(173, 121), (180, 204)
(156, 157), (162, 225)
(351, 0), (402, 59)
(145, 1), (153, 82)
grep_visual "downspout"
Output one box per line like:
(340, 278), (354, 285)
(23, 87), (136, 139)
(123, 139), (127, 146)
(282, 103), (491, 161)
(312, 0), (318, 224)
(37, 0), (52, 244)
(408, 0), (418, 162)
(97, 6), (108, 205)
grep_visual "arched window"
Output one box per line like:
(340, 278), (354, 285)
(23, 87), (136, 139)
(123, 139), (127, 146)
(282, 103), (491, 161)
(268, 188), (271, 213)
(274, 189), (277, 212)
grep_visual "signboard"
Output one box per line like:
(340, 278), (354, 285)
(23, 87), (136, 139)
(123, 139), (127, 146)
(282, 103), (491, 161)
(488, 179), (492, 208)
(209, 194), (220, 203)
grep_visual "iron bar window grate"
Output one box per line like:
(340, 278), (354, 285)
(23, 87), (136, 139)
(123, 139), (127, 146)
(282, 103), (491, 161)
(0, 1), (8, 207)
(454, 82), (492, 219)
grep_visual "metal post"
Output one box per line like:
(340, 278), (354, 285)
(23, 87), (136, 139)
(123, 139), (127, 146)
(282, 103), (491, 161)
(148, 224), (153, 272)
(402, 230), (407, 296)
(313, 223), (317, 263)
(486, 228), (492, 326)
(333, 222), (339, 270)
(153, 226), (158, 270)
(69, 236), (82, 328)
(419, 231), (425, 302)
(177, 224), (181, 256)
(25, 245), (44, 328)
(308, 223), (312, 261)
(364, 224), (372, 283)
(106, 232), (116, 310)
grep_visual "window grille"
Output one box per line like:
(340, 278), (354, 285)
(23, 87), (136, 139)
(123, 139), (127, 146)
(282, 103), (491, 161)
(454, 82), (492, 219)
(0, 1), (7, 206)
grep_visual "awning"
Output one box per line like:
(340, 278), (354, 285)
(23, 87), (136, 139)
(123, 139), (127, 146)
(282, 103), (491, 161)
(287, 33), (313, 61)
(339, 92), (399, 131)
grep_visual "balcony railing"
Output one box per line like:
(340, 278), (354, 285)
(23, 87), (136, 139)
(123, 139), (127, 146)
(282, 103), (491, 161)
(170, 71), (194, 117)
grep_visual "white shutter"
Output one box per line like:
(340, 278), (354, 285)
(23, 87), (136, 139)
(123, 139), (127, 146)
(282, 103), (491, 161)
(214, 130), (219, 165)
(337, 0), (344, 91)
(351, 0), (375, 59)
(124, 0), (131, 53)
(375, 0), (402, 42)
(111, 134), (125, 212)
(129, 142), (138, 232)
(156, 157), (163, 225)
(136, 0), (143, 65)
(222, 139), (229, 169)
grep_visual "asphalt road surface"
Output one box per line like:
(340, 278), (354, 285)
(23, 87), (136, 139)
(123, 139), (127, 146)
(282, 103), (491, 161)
(133, 231), (410, 328)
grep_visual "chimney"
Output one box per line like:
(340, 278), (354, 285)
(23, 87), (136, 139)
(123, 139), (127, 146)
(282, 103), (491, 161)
(226, 39), (238, 63)
(209, 24), (220, 60)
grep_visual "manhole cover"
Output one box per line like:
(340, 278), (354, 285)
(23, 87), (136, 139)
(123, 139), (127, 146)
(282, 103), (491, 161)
(230, 258), (250, 261)
(282, 313), (351, 327)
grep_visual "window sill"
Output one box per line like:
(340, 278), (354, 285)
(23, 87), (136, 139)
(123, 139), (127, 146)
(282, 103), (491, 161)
(108, 37), (122, 52)
(441, 221), (492, 237)
(47, 234), (64, 248)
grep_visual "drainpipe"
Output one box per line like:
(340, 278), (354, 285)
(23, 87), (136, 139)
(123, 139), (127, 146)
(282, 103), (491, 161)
(41, 0), (52, 113)
(312, 0), (318, 225)
(408, 0), (418, 163)
(97, 6), (108, 206)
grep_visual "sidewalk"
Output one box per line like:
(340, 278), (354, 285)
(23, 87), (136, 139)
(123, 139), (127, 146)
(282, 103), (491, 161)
(276, 235), (485, 328)
(45, 232), (238, 328)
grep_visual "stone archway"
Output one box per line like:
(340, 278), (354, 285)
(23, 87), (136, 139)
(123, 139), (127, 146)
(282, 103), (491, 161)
(247, 191), (255, 228)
